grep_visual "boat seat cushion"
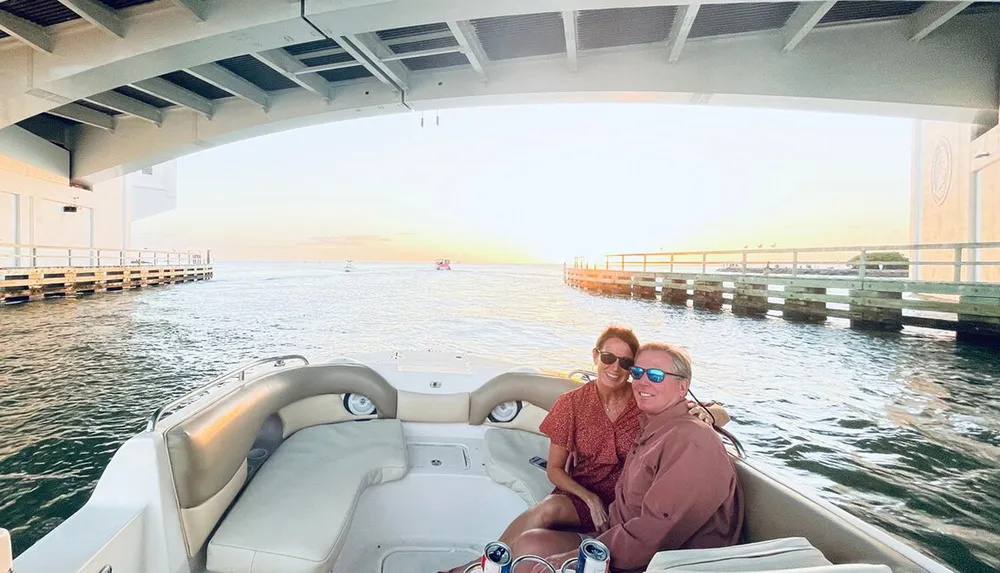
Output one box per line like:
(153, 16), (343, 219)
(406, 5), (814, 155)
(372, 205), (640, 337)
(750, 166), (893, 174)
(484, 428), (554, 505)
(206, 419), (408, 573)
(660, 567), (893, 573)
(646, 537), (831, 572)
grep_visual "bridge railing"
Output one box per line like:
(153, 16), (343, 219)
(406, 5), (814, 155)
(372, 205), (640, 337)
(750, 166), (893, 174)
(571, 242), (1000, 283)
(0, 242), (210, 269)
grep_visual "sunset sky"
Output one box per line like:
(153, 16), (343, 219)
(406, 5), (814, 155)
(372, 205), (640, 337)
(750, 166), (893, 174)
(131, 103), (912, 263)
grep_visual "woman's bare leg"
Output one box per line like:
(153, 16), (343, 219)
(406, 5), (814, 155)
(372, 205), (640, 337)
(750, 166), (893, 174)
(498, 494), (579, 545)
(511, 529), (586, 569)
(441, 495), (580, 573)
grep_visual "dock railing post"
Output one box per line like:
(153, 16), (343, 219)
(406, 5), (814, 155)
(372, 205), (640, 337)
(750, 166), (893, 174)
(792, 250), (798, 276)
(620, 256), (625, 271)
(858, 250), (867, 280)
(31, 246), (37, 267)
(68, 248), (73, 267)
(741, 252), (747, 275)
(670, 254), (675, 273)
(954, 247), (963, 282)
(643, 254), (647, 272)
(702, 253), (707, 274)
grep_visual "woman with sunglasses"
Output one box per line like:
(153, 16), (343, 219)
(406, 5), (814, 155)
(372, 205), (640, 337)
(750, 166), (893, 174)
(443, 326), (728, 572)
(535, 326), (729, 536)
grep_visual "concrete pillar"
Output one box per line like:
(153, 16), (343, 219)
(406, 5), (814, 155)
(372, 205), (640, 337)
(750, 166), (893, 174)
(849, 290), (903, 331)
(956, 295), (1000, 345)
(693, 280), (723, 311)
(783, 286), (827, 323)
(662, 279), (689, 306)
(732, 281), (768, 317)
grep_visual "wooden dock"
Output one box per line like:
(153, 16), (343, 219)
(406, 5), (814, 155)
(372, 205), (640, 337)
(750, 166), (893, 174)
(1, 243), (212, 305)
(566, 242), (1000, 345)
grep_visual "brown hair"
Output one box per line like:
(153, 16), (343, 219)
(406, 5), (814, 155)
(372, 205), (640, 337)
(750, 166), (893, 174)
(595, 325), (640, 357)
(636, 342), (692, 380)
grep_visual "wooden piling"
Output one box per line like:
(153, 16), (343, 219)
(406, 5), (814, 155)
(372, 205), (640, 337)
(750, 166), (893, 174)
(693, 280), (723, 311)
(957, 294), (1000, 343)
(662, 279), (689, 306)
(732, 281), (768, 317)
(783, 286), (828, 323)
(634, 273), (657, 299)
(849, 290), (904, 331)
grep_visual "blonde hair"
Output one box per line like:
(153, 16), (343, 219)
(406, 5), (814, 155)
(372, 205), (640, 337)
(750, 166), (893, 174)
(636, 343), (692, 380)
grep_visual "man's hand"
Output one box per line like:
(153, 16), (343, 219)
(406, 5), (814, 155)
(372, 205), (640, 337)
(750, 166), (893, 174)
(582, 493), (609, 532)
(526, 550), (577, 573)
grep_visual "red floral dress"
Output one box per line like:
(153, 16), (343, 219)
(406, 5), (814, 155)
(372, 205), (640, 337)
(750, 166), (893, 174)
(538, 381), (641, 532)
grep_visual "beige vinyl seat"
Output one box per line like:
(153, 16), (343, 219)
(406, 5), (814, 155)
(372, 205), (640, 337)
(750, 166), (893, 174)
(469, 372), (577, 505)
(644, 538), (890, 573)
(483, 428), (554, 505)
(206, 419), (408, 573)
(646, 538), (831, 571)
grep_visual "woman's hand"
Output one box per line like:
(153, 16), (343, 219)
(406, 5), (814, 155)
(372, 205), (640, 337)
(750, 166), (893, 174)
(583, 492), (609, 532)
(687, 399), (717, 425)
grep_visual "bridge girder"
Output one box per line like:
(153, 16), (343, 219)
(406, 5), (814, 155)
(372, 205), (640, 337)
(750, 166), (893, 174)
(0, 0), (996, 183)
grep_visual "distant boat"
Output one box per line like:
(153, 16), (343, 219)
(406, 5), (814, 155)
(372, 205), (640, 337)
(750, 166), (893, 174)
(344, 260), (353, 273)
(435, 259), (451, 271)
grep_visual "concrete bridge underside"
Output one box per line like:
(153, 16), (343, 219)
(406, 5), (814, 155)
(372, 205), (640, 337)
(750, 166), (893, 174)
(1, 0), (999, 186)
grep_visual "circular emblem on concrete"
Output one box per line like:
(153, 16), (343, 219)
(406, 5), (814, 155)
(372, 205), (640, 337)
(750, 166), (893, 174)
(931, 137), (952, 205)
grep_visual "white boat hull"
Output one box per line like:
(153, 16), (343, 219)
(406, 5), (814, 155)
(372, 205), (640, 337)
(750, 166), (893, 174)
(8, 352), (955, 573)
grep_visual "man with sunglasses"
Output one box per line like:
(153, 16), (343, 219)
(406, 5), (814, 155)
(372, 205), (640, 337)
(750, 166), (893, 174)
(519, 342), (744, 573)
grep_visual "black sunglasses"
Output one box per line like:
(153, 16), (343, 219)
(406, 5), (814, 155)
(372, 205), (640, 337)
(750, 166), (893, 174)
(594, 349), (635, 370)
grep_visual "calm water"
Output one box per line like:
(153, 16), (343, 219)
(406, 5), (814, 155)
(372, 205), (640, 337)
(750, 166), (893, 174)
(1, 262), (998, 571)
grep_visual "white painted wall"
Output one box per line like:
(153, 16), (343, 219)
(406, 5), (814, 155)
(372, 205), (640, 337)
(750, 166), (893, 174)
(92, 176), (128, 253)
(127, 163), (178, 222)
(0, 160), (178, 267)
(0, 191), (15, 245)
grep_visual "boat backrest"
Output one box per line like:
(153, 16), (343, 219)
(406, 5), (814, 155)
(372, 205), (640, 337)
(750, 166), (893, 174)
(469, 372), (579, 433)
(735, 459), (953, 573)
(162, 363), (397, 557)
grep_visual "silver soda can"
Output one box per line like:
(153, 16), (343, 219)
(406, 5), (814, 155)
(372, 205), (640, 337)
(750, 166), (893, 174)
(481, 541), (513, 573)
(576, 539), (611, 573)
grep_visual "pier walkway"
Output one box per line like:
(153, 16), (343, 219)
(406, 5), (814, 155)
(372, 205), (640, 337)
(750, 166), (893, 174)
(566, 242), (1000, 345)
(1, 242), (212, 305)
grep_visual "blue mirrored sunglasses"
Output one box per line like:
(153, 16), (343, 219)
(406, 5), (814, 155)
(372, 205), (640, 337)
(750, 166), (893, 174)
(629, 366), (685, 383)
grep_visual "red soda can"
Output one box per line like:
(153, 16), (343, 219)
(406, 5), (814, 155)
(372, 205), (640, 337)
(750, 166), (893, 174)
(480, 541), (513, 573)
(576, 539), (611, 573)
